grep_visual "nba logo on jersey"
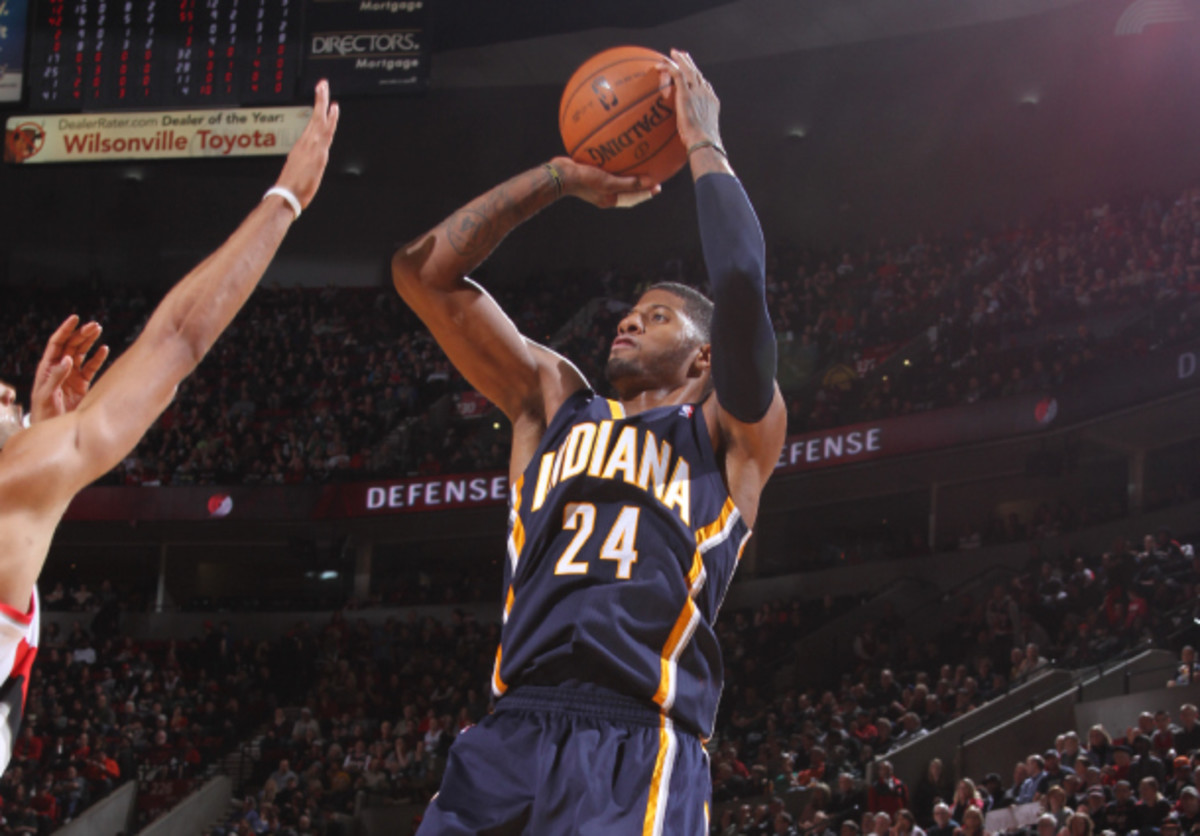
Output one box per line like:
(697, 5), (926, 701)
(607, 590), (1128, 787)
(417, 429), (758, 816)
(678, 405), (693, 418)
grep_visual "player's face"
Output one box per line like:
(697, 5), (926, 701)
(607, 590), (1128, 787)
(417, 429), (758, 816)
(0, 379), (25, 450)
(605, 290), (707, 393)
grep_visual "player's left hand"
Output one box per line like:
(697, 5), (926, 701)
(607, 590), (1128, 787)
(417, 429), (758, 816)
(659, 49), (722, 151)
(274, 79), (340, 211)
(30, 315), (110, 423)
(552, 156), (661, 209)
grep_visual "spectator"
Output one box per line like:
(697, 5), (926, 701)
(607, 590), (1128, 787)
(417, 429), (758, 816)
(1044, 785), (1070, 828)
(1169, 647), (1200, 687)
(1018, 755), (1045, 803)
(1177, 705), (1200, 755)
(1177, 786), (1200, 831)
(1086, 726), (1114, 767)
(912, 759), (954, 826)
(928, 803), (958, 836)
(1103, 780), (1138, 835)
(1130, 735), (1167, 785)
(955, 806), (984, 836)
(1137, 776), (1171, 830)
(869, 761), (909, 816)
(895, 809), (925, 836)
(1036, 750), (1074, 796)
(950, 779), (983, 825)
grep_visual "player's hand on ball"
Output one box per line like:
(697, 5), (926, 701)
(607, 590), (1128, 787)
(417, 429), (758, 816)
(30, 315), (110, 423)
(659, 49), (722, 151)
(552, 157), (661, 209)
(274, 79), (340, 211)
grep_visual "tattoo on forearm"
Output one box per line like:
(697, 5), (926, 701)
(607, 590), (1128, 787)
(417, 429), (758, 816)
(443, 168), (557, 262)
(446, 206), (495, 259)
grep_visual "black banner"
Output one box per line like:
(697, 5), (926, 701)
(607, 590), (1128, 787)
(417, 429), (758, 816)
(1055, 341), (1200, 424)
(302, 0), (430, 97)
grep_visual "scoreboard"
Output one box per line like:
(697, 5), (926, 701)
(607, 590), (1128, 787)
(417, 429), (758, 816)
(28, 0), (304, 110)
(19, 0), (430, 112)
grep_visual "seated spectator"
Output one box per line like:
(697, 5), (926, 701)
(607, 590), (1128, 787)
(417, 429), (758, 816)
(1138, 776), (1172, 830)
(1044, 785), (1070, 827)
(955, 806), (985, 836)
(950, 779), (983, 825)
(1036, 749), (1074, 796)
(1177, 705), (1200, 755)
(1104, 780), (1138, 834)
(1171, 647), (1200, 686)
(1178, 787), (1200, 831)
(928, 803), (958, 836)
(869, 761), (909, 816)
(895, 809), (926, 836)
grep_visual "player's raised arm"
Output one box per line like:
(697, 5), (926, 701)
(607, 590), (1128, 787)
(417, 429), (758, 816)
(8, 81), (339, 503)
(662, 51), (786, 514)
(390, 159), (656, 425)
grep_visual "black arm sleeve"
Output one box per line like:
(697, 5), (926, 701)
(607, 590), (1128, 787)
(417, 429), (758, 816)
(696, 172), (776, 423)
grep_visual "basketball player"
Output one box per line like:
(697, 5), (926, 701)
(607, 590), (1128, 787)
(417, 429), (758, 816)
(392, 51), (786, 834)
(0, 81), (339, 773)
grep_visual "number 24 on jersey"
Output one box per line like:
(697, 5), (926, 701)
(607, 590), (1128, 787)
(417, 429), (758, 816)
(554, 503), (641, 580)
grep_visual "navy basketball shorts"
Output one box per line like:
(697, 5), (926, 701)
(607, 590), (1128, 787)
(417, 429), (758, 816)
(417, 685), (711, 835)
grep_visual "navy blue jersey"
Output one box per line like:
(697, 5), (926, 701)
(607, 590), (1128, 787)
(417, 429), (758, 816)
(491, 389), (750, 738)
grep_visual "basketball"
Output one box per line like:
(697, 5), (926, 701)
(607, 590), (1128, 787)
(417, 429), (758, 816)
(559, 46), (688, 188)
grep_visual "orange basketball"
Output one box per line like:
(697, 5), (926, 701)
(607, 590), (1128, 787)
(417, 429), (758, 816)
(559, 46), (688, 188)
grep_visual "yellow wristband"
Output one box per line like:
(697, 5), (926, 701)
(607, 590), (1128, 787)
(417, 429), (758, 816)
(543, 162), (564, 198)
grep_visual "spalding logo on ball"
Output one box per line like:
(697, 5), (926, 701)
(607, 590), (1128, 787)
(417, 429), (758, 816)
(207, 494), (234, 518)
(559, 46), (688, 187)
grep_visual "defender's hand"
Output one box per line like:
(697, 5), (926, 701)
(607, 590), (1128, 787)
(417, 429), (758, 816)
(274, 80), (341, 210)
(30, 315), (110, 423)
(659, 49), (722, 151)
(552, 157), (660, 209)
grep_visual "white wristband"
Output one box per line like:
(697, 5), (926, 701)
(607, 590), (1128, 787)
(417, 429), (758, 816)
(263, 185), (302, 220)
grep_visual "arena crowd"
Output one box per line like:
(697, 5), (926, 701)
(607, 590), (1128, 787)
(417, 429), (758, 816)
(2, 189), (1198, 491)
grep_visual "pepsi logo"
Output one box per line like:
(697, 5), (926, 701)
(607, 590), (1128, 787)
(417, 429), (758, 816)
(1034, 397), (1059, 426)
(207, 494), (234, 518)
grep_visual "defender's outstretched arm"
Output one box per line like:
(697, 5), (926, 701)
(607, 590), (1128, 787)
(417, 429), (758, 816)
(68, 81), (339, 488)
(0, 81), (339, 610)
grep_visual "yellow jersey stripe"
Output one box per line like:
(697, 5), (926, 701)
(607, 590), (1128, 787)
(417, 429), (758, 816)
(507, 475), (526, 571)
(694, 496), (736, 547)
(653, 597), (700, 709)
(606, 399), (626, 420)
(642, 715), (676, 836)
(491, 644), (507, 697)
(685, 496), (737, 596)
(504, 585), (515, 620)
(511, 515), (526, 558)
(686, 552), (704, 593)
